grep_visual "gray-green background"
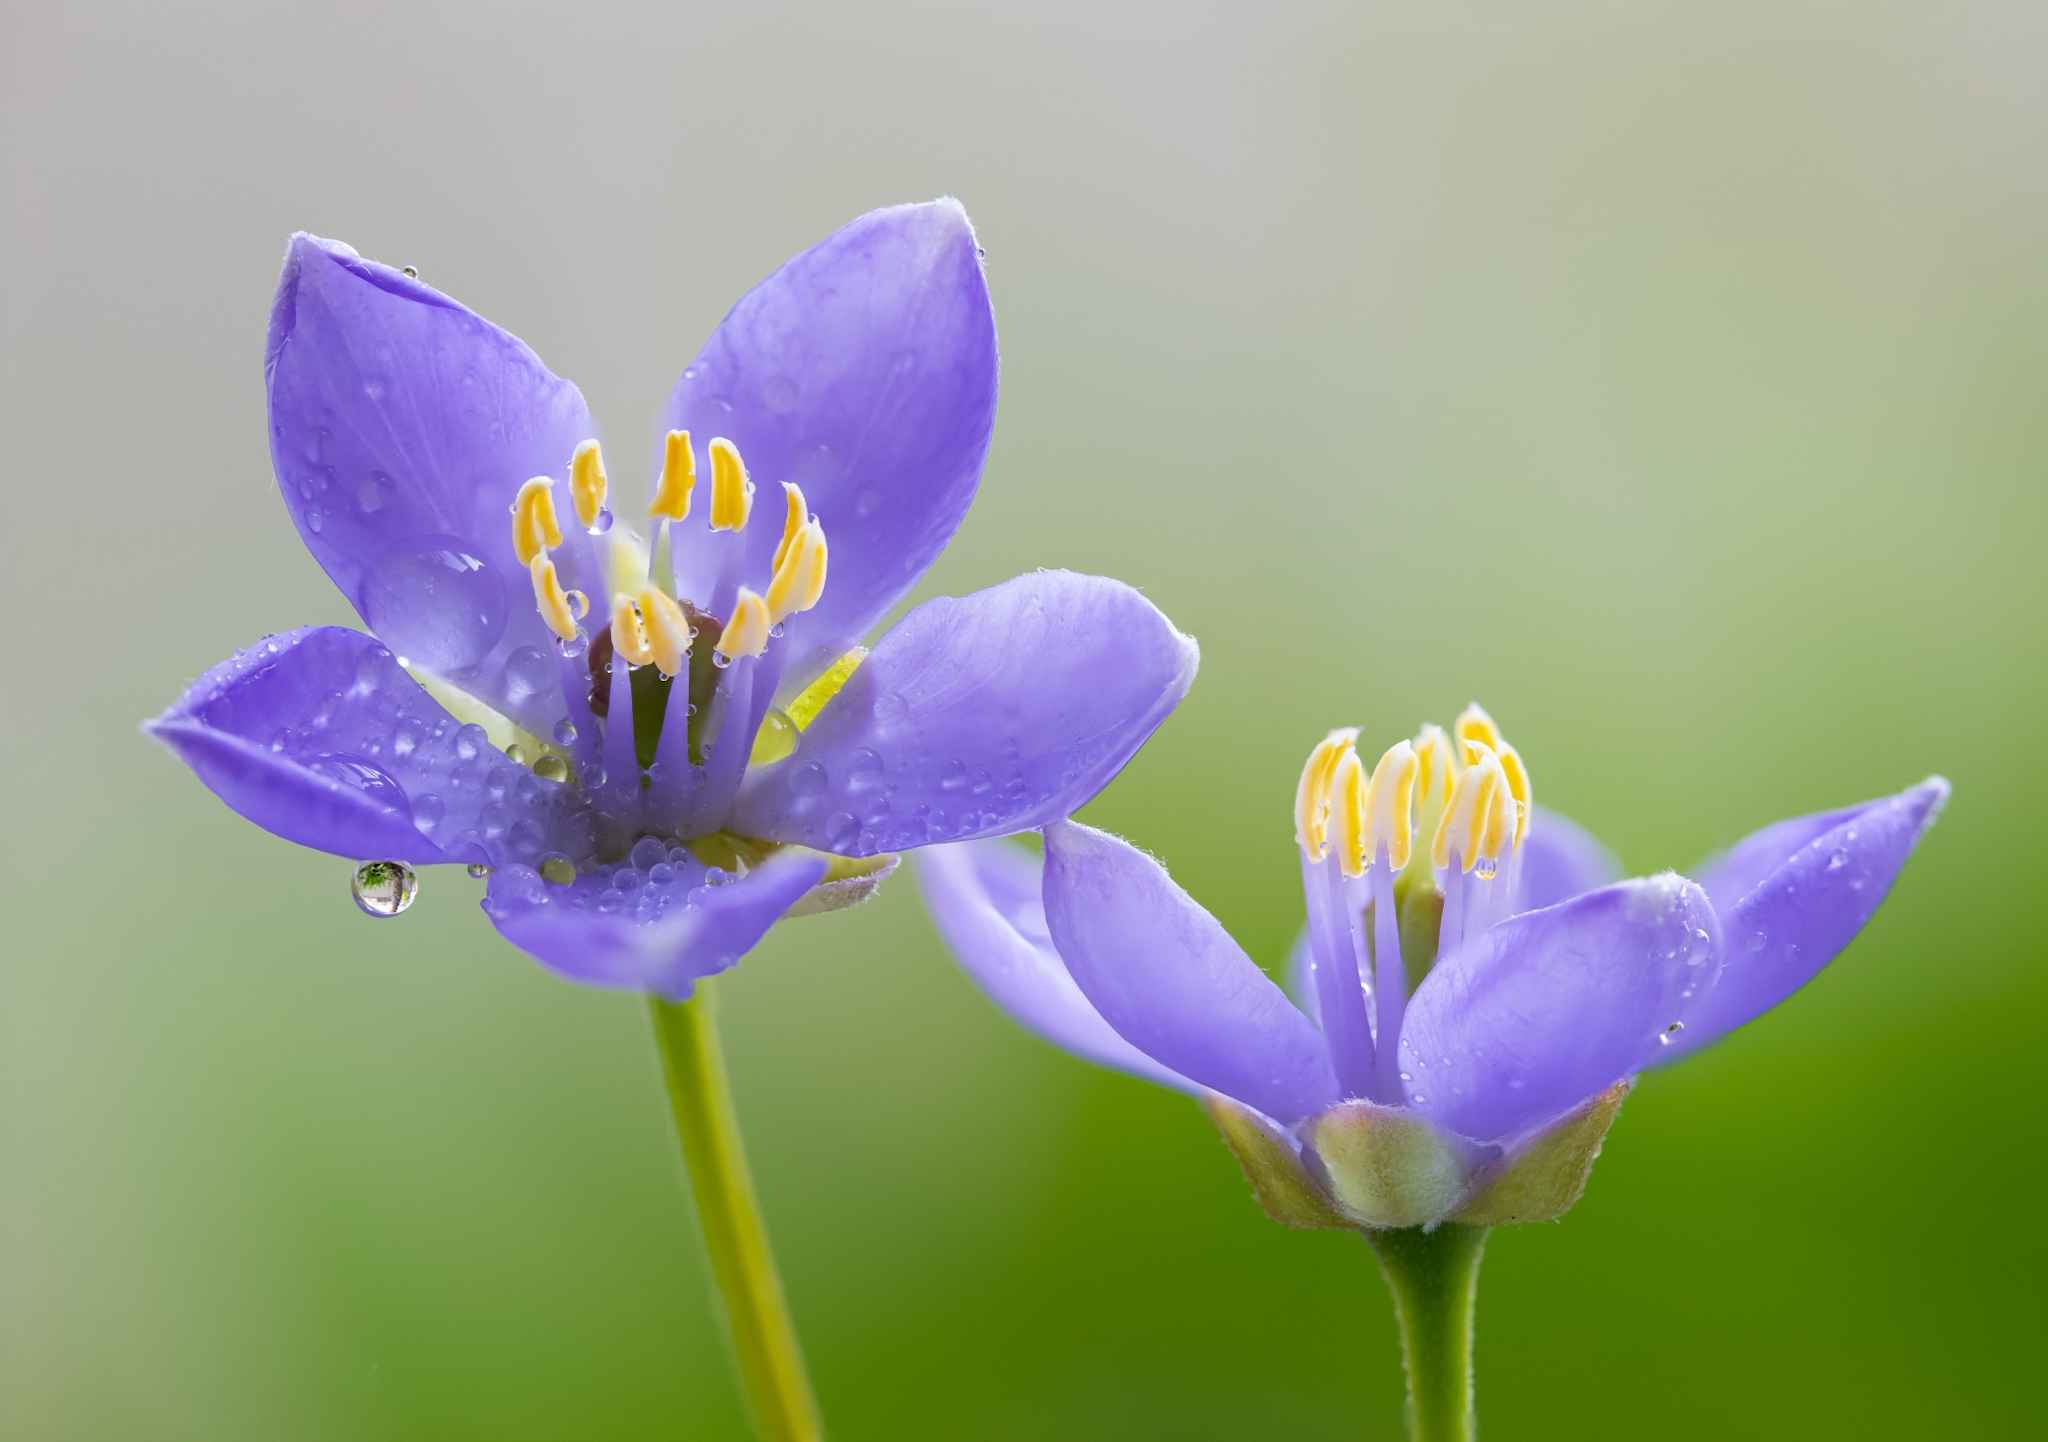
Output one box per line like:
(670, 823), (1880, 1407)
(7, 2), (2044, 1437)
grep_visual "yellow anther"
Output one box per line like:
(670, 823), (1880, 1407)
(528, 554), (582, 643)
(570, 439), (609, 530)
(512, 477), (564, 566)
(772, 483), (808, 576)
(638, 586), (693, 678)
(715, 587), (772, 660)
(1365, 740), (1421, 871)
(708, 437), (755, 531)
(1330, 749), (1370, 877)
(1432, 742), (1513, 873)
(1454, 702), (1503, 758)
(1293, 728), (1359, 860)
(1412, 724), (1455, 805)
(765, 518), (829, 623)
(609, 594), (656, 668)
(650, 430), (696, 521)
(1495, 741), (1533, 845)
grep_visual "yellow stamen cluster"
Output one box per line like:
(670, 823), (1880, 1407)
(513, 434), (830, 667)
(1297, 703), (1536, 879)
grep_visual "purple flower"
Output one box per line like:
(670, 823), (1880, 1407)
(148, 202), (1197, 998)
(918, 704), (1946, 1229)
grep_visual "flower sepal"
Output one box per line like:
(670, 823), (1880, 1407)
(1206, 1095), (1492, 1232)
(1453, 1079), (1631, 1225)
(1207, 1083), (1631, 1233)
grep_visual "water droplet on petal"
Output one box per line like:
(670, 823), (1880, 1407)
(630, 836), (668, 870)
(1657, 1021), (1686, 1046)
(588, 507), (614, 536)
(358, 540), (509, 675)
(504, 646), (552, 705)
(552, 718), (579, 745)
(539, 854), (577, 885)
(466, 862), (492, 879)
(351, 860), (419, 917)
(533, 753), (570, 783)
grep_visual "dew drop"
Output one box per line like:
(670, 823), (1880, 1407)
(711, 651), (733, 669)
(504, 646), (552, 705)
(939, 760), (968, 793)
(1473, 856), (1498, 881)
(305, 508), (325, 533)
(552, 718), (579, 745)
(505, 743), (529, 767)
(1657, 1021), (1686, 1047)
(466, 862), (492, 879)
(533, 753), (570, 783)
(358, 540), (508, 674)
(630, 836), (669, 870)
(309, 754), (408, 811)
(844, 748), (884, 794)
(539, 854), (577, 885)
(588, 507), (615, 536)
(1826, 850), (1849, 873)
(825, 811), (860, 851)
(351, 860), (419, 917)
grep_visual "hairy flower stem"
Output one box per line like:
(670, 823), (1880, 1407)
(1366, 1224), (1489, 1442)
(648, 986), (822, 1442)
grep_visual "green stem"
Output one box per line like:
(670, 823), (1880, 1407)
(1365, 1224), (1489, 1442)
(647, 985), (823, 1442)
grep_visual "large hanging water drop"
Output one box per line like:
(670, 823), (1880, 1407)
(351, 860), (420, 917)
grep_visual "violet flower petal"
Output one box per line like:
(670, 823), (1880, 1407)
(915, 840), (1199, 1094)
(731, 571), (1198, 855)
(1659, 777), (1949, 1062)
(1516, 806), (1623, 913)
(1399, 875), (1722, 1142)
(266, 235), (594, 730)
(1040, 821), (1338, 1125)
(145, 627), (580, 866)
(481, 851), (826, 999)
(659, 201), (997, 694)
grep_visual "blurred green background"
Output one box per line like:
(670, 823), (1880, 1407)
(7, 1), (2045, 1437)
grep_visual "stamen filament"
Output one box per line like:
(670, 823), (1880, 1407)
(610, 595), (656, 668)
(1370, 852), (1408, 1104)
(709, 437), (755, 532)
(571, 439), (609, 530)
(512, 477), (564, 565)
(528, 553), (583, 643)
(1294, 729), (1359, 861)
(650, 430), (696, 521)
(715, 587), (772, 661)
(639, 586), (693, 679)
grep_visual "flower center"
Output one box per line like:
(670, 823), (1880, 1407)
(1291, 703), (1537, 1104)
